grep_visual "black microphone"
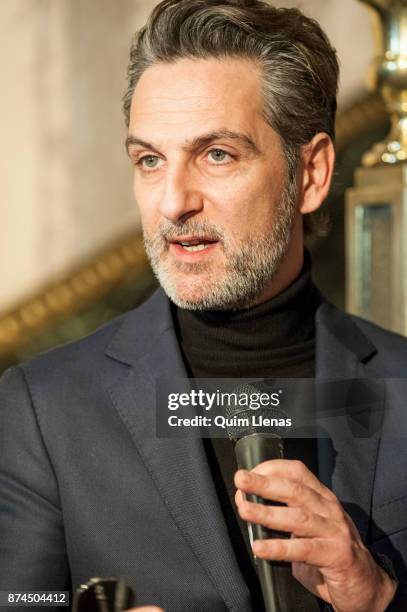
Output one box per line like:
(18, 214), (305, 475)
(73, 577), (135, 612)
(226, 383), (292, 612)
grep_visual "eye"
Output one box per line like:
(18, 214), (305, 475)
(136, 155), (164, 171)
(207, 149), (234, 164)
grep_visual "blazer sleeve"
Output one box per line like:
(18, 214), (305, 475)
(0, 366), (71, 595)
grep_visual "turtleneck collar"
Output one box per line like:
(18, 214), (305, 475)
(173, 250), (323, 357)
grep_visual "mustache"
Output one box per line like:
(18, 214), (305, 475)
(154, 220), (224, 243)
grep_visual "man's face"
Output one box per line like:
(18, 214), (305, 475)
(127, 58), (300, 310)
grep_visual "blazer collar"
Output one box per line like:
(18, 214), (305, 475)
(105, 289), (175, 367)
(315, 301), (377, 377)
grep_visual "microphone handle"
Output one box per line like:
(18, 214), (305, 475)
(235, 433), (292, 612)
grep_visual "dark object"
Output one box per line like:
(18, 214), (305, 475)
(235, 433), (294, 612)
(72, 577), (135, 612)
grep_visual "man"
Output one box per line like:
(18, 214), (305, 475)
(1, 1), (407, 611)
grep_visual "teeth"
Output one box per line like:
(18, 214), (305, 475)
(182, 243), (209, 252)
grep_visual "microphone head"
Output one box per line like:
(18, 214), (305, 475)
(224, 382), (288, 441)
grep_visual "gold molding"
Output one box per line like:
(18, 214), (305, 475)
(0, 92), (390, 359)
(0, 233), (149, 357)
(335, 92), (387, 153)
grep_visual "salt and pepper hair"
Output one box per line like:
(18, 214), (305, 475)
(123, 0), (339, 239)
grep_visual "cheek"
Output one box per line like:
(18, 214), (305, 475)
(135, 204), (157, 240)
(216, 180), (277, 231)
(206, 177), (256, 213)
(133, 180), (160, 230)
(231, 168), (280, 205)
(133, 174), (148, 205)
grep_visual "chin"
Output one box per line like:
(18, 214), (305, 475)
(163, 282), (260, 311)
(154, 266), (268, 311)
(167, 284), (211, 310)
(155, 269), (215, 307)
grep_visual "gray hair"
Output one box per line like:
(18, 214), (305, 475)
(123, 0), (339, 240)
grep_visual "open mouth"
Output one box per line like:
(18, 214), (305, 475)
(170, 237), (218, 253)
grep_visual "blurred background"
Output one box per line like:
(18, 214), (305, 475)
(0, 0), (391, 372)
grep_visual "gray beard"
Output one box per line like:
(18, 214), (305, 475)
(143, 183), (297, 311)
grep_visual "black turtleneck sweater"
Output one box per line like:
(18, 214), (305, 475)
(172, 253), (324, 611)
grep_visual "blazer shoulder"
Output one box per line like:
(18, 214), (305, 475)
(16, 290), (164, 385)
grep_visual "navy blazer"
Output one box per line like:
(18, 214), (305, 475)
(1, 288), (407, 611)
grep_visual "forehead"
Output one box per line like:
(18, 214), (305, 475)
(129, 57), (266, 143)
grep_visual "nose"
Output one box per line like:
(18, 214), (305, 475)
(158, 163), (203, 223)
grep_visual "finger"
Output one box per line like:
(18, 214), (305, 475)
(234, 469), (332, 517)
(252, 537), (336, 567)
(237, 499), (333, 538)
(252, 459), (336, 504)
(235, 488), (244, 506)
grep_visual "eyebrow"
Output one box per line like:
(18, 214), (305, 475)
(125, 129), (261, 156)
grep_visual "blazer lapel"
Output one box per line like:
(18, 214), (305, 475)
(315, 302), (383, 542)
(104, 290), (250, 611)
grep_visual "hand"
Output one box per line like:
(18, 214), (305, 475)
(235, 459), (397, 612)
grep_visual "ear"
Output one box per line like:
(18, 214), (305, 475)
(298, 133), (335, 215)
